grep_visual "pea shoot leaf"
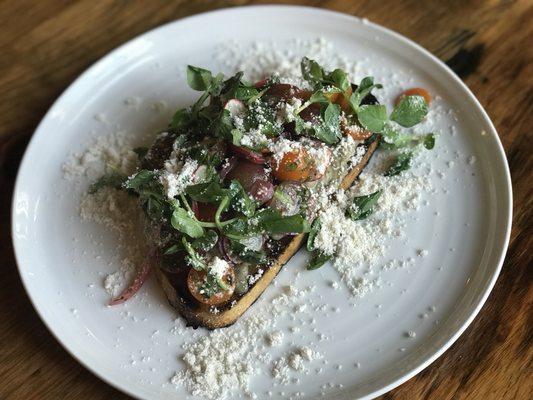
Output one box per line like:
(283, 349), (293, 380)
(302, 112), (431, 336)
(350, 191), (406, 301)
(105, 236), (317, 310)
(307, 251), (331, 270)
(255, 208), (310, 234)
(384, 152), (413, 177)
(357, 104), (388, 133)
(348, 191), (382, 220)
(171, 207), (205, 238)
(390, 95), (428, 127)
(182, 237), (206, 271)
(306, 217), (321, 251)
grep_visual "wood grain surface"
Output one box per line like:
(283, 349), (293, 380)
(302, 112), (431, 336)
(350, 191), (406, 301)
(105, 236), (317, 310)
(1, 1), (531, 399)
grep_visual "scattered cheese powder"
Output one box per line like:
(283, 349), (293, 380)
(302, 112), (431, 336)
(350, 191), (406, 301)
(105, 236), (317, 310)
(62, 36), (444, 400)
(160, 157), (199, 199)
(207, 257), (230, 279)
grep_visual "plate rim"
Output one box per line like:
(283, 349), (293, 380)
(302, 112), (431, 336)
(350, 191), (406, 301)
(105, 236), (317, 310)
(11, 5), (512, 400)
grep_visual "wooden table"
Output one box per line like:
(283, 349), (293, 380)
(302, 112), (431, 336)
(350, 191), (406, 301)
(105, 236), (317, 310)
(1, 1), (531, 399)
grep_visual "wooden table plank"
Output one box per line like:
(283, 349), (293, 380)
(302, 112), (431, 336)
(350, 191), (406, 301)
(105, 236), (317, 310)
(1, 1), (531, 399)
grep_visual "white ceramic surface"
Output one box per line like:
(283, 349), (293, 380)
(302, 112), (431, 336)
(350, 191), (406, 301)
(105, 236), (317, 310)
(12, 6), (511, 400)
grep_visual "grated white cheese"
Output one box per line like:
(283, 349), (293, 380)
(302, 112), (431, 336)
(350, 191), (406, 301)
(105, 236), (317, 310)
(160, 158), (199, 199)
(65, 36), (445, 400)
(207, 257), (229, 279)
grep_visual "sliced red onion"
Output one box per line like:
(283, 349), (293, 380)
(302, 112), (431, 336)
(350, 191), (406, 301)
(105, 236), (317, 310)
(219, 157), (237, 181)
(218, 236), (238, 264)
(268, 182), (301, 216)
(254, 79), (268, 89)
(249, 180), (274, 203)
(229, 143), (267, 164)
(191, 200), (200, 219)
(109, 247), (158, 306)
(239, 235), (265, 252)
(223, 99), (246, 117)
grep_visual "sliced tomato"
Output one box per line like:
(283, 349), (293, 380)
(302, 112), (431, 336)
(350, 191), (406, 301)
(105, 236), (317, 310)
(326, 86), (352, 111)
(187, 267), (236, 306)
(395, 87), (431, 106)
(341, 117), (373, 141)
(272, 148), (313, 182)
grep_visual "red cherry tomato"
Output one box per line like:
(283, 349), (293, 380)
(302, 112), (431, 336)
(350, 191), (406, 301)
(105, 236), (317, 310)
(187, 267), (236, 306)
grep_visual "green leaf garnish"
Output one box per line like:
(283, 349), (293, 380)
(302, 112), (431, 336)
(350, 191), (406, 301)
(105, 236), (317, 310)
(390, 95), (428, 127)
(307, 217), (321, 251)
(187, 66), (214, 91)
(124, 170), (158, 190)
(423, 133), (435, 149)
(170, 108), (192, 131)
(255, 208), (310, 234)
(229, 239), (268, 264)
(171, 207), (205, 238)
(357, 104), (388, 133)
(228, 180), (257, 217)
(89, 171), (126, 194)
(384, 152), (413, 176)
(182, 237), (206, 271)
(301, 57), (325, 87)
(163, 244), (181, 255)
(310, 103), (342, 145)
(348, 190), (382, 220)
(185, 181), (227, 203)
(349, 77), (383, 111)
(192, 229), (218, 252)
(307, 251), (331, 270)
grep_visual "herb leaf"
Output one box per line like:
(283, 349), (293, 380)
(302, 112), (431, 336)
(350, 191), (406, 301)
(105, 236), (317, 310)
(182, 237), (206, 271)
(324, 69), (350, 92)
(307, 251), (331, 270)
(301, 57), (325, 87)
(348, 191), (382, 220)
(124, 170), (158, 190)
(89, 171), (126, 194)
(311, 103), (342, 144)
(390, 95), (428, 127)
(228, 180), (257, 217)
(187, 66), (213, 91)
(357, 104), (387, 133)
(170, 108), (192, 131)
(192, 229), (218, 252)
(349, 77), (383, 111)
(229, 239), (268, 264)
(185, 181), (227, 203)
(164, 244), (182, 255)
(221, 217), (258, 240)
(384, 152), (413, 176)
(171, 207), (205, 238)
(255, 208), (310, 234)
(306, 217), (321, 251)
(423, 133), (436, 149)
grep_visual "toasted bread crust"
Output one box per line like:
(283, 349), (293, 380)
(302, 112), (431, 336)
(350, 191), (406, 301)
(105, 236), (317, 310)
(155, 139), (379, 329)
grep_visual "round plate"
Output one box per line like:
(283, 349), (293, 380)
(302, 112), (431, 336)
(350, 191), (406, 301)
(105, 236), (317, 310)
(12, 5), (511, 400)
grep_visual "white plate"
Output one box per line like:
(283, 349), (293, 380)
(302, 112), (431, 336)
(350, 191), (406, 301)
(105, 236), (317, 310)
(12, 5), (511, 400)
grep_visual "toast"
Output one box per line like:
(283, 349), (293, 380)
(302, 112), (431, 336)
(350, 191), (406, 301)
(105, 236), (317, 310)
(155, 138), (379, 329)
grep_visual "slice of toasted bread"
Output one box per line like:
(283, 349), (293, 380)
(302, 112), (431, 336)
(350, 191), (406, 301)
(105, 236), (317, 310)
(155, 139), (379, 329)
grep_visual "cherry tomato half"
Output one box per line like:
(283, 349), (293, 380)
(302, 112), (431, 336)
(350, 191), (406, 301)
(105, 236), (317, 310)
(272, 148), (313, 182)
(187, 267), (236, 306)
